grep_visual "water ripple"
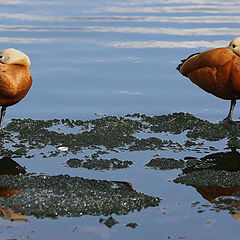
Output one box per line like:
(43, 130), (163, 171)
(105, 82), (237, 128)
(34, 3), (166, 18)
(1, 13), (240, 24)
(0, 37), (229, 49)
(0, 0), (78, 5)
(113, 0), (240, 6)
(91, 5), (240, 14)
(0, 37), (58, 43)
(106, 40), (228, 49)
(0, 25), (237, 37)
(70, 26), (239, 36)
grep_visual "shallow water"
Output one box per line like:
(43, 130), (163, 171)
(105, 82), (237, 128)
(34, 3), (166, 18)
(1, 1), (240, 240)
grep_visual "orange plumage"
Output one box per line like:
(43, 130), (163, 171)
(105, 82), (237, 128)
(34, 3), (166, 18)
(177, 37), (240, 123)
(0, 64), (32, 106)
(0, 48), (32, 132)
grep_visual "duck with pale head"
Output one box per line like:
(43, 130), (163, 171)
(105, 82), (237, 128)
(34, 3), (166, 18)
(0, 48), (32, 133)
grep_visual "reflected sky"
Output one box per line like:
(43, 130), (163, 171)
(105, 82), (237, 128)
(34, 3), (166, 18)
(0, 14), (240, 24)
(90, 5), (240, 14)
(2, 0), (240, 5)
(0, 25), (238, 36)
(0, 37), (55, 43)
(0, 0), (238, 56)
(0, 0), (79, 5)
(0, 0), (238, 121)
(113, 0), (240, 5)
(1, 1), (240, 240)
(105, 40), (228, 48)
(0, 37), (228, 49)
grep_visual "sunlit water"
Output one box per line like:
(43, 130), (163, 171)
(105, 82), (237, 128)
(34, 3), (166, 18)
(1, 1), (240, 239)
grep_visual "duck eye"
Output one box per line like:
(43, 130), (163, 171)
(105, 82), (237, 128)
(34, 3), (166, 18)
(233, 44), (236, 48)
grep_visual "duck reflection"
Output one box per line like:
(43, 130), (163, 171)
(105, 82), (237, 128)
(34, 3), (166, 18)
(0, 156), (26, 175)
(182, 149), (240, 175)
(178, 149), (240, 219)
(0, 187), (21, 198)
(0, 206), (27, 222)
(196, 186), (240, 204)
(0, 156), (27, 221)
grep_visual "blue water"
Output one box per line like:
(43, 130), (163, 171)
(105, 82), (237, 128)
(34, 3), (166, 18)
(1, 1), (240, 239)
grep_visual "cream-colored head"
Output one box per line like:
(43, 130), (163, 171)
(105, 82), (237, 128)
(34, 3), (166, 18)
(228, 37), (240, 56)
(0, 48), (30, 66)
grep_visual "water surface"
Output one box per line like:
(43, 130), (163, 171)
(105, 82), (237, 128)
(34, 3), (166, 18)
(1, 1), (240, 240)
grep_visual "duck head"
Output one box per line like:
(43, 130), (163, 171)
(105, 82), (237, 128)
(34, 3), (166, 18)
(0, 48), (30, 66)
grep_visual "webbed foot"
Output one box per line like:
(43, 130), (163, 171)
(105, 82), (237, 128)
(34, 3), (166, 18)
(222, 118), (240, 125)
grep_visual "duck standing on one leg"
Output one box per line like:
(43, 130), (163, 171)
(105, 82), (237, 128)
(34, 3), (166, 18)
(177, 37), (240, 124)
(0, 48), (32, 133)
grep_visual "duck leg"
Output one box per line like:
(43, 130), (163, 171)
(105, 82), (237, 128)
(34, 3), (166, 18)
(223, 99), (236, 123)
(0, 107), (6, 133)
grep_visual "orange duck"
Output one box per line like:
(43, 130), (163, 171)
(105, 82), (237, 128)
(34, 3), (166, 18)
(177, 37), (240, 123)
(0, 48), (32, 133)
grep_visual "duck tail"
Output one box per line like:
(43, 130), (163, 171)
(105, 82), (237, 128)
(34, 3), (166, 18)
(176, 52), (200, 72)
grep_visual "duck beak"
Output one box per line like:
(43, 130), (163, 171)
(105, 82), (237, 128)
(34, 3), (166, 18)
(0, 53), (3, 63)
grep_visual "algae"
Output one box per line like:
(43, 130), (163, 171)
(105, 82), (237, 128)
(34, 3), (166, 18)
(2, 113), (240, 160)
(66, 155), (133, 170)
(174, 150), (240, 187)
(174, 169), (240, 187)
(0, 113), (240, 217)
(174, 150), (240, 213)
(145, 157), (185, 170)
(174, 169), (240, 213)
(99, 216), (119, 228)
(0, 174), (160, 218)
(0, 113), (238, 171)
(125, 222), (138, 228)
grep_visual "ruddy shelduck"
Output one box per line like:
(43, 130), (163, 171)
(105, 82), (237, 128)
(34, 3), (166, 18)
(0, 48), (32, 132)
(177, 37), (240, 123)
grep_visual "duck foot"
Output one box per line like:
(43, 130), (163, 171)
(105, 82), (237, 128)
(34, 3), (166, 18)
(222, 118), (240, 125)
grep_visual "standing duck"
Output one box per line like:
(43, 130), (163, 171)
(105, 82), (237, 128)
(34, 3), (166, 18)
(177, 37), (240, 123)
(0, 48), (32, 133)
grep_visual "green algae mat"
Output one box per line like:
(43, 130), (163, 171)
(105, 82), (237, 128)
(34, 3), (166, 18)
(3, 112), (240, 158)
(1, 113), (240, 219)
